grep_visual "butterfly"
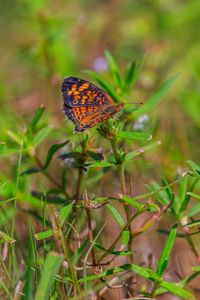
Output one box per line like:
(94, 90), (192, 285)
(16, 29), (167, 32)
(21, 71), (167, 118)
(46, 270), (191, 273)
(62, 77), (124, 132)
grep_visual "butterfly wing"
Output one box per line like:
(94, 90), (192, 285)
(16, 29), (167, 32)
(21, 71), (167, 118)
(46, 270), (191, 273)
(62, 77), (124, 132)
(62, 77), (114, 108)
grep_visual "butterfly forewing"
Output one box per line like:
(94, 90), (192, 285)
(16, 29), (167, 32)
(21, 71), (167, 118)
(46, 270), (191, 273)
(62, 77), (124, 132)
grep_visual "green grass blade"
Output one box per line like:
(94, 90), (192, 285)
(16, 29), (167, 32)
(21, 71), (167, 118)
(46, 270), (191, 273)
(134, 75), (178, 118)
(34, 252), (64, 300)
(24, 225), (36, 300)
(156, 223), (177, 276)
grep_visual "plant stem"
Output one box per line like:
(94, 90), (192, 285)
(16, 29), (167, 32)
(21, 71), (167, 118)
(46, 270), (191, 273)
(98, 211), (141, 264)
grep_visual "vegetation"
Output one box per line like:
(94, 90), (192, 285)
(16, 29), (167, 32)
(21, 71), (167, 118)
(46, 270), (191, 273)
(0, 1), (200, 299)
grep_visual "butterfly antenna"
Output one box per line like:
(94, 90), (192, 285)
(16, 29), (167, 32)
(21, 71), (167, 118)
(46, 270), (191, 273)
(124, 101), (143, 105)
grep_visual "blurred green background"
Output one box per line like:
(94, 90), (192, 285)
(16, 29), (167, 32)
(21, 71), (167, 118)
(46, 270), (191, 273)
(0, 0), (200, 174)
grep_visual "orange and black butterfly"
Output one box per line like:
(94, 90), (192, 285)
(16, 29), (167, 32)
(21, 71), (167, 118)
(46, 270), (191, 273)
(62, 77), (124, 132)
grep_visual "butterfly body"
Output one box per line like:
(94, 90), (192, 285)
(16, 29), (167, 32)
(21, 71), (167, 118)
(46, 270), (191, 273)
(62, 77), (124, 132)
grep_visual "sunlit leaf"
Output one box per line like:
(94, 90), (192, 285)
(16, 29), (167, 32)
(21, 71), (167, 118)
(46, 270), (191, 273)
(118, 131), (151, 141)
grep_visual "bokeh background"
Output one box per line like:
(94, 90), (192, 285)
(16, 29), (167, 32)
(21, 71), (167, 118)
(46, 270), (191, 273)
(1, 1), (200, 299)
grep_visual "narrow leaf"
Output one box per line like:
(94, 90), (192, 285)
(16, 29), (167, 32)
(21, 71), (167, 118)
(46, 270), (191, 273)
(126, 141), (161, 161)
(156, 224), (177, 276)
(187, 160), (200, 177)
(187, 202), (200, 218)
(121, 230), (130, 246)
(118, 131), (151, 141)
(105, 50), (122, 87)
(43, 140), (69, 169)
(107, 204), (125, 227)
(122, 195), (142, 210)
(134, 75), (178, 118)
(34, 252), (64, 300)
(34, 230), (54, 241)
(29, 106), (45, 131)
(33, 126), (52, 147)
(160, 281), (195, 300)
(59, 204), (73, 226)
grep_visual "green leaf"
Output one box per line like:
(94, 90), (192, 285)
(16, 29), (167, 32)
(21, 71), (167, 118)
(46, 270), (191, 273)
(59, 203), (73, 226)
(187, 202), (200, 218)
(125, 141), (161, 161)
(88, 161), (114, 168)
(107, 204), (125, 227)
(118, 131), (151, 141)
(122, 195), (142, 210)
(121, 230), (130, 246)
(43, 140), (69, 169)
(32, 126), (52, 147)
(34, 230), (54, 240)
(29, 106), (45, 131)
(0, 231), (16, 244)
(148, 181), (170, 205)
(124, 58), (143, 89)
(187, 160), (200, 177)
(180, 178), (200, 212)
(156, 223), (177, 276)
(134, 75), (178, 118)
(177, 175), (188, 206)
(160, 281), (195, 300)
(34, 252), (64, 300)
(79, 264), (160, 282)
(24, 225), (36, 300)
(7, 130), (22, 145)
(105, 50), (122, 87)
(84, 70), (120, 103)
(186, 192), (200, 200)
(110, 250), (133, 256)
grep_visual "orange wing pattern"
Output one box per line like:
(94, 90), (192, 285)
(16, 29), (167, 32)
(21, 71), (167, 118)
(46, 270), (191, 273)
(62, 77), (124, 132)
